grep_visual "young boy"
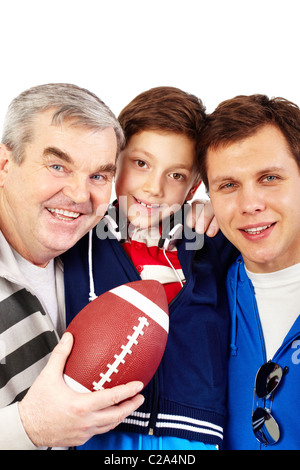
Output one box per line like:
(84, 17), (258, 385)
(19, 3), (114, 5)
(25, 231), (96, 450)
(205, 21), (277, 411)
(63, 87), (237, 450)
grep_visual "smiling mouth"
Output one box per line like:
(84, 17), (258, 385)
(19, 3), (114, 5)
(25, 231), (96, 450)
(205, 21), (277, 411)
(135, 198), (161, 209)
(47, 208), (81, 221)
(241, 223), (275, 235)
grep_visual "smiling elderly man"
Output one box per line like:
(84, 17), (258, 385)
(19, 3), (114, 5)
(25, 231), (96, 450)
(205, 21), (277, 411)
(0, 84), (144, 450)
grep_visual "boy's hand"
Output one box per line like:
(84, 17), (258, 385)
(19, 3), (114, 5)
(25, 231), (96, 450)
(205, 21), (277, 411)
(18, 332), (144, 448)
(186, 199), (219, 237)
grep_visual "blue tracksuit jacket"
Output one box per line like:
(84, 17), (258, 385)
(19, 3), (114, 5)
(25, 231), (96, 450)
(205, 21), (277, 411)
(225, 256), (300, 450)
(62, 225), (237, 449)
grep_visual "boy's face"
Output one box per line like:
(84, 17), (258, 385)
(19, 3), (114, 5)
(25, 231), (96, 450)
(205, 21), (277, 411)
(207, 124), (300, 273)
(115, 130), (199, 229)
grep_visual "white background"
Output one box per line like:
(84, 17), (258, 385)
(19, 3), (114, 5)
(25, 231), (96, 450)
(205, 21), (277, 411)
(0, 0), (299, 199)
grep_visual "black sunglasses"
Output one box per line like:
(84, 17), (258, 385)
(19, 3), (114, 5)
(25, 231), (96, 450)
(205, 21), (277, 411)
(252, 361), (288, 446)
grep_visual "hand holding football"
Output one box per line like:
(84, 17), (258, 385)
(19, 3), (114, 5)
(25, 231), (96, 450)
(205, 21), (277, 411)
(64, 280), (169, 393)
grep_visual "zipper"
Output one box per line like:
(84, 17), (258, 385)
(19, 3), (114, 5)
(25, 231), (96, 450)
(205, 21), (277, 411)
(146, 273), (191, 435)
(248, 278), (267, 363)
(168, 267), (190, 308)
(148, 370), (160, 435)
(247, 278), (270, 450)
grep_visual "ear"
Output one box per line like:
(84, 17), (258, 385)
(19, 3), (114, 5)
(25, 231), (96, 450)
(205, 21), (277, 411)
(0, 144), (11, 186)
(185, 179), (202, 202)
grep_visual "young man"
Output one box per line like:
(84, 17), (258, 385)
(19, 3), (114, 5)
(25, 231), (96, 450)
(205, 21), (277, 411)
(198, 94), (300, 449)
(0, 83), (145, 449)
(63, 87), (237, 450)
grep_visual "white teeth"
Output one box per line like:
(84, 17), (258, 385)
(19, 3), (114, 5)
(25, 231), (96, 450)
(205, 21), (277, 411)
(137, 199), (160, 209)
(244, 224), (272, 234)
(47, 208), (80, 220)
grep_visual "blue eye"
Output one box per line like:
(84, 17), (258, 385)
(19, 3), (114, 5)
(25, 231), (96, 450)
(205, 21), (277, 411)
(51, 164), (63, 171)
(90, 174), (108, 184)
(264, 175), (276, 182)
(220, 182), (236, 189)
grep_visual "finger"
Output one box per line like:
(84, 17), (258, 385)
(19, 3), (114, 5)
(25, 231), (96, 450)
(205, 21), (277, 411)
(45, 332), (74, 375)
(185, 200), (205, 229)
(88, 381), (144, 411)
(94, 393), (145, 433)
(192, 200), (216, 235)
(185, 204), (195, 229)
(205, 216), (220, 237)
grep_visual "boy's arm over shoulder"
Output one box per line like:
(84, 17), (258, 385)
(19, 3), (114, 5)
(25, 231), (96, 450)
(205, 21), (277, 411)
(187, 199), (239, 271)
(186, 199), (219, 237)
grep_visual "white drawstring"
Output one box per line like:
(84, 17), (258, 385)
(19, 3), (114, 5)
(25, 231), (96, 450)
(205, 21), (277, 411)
(88, 229), (98, 302)
(163, 248), (184, 287)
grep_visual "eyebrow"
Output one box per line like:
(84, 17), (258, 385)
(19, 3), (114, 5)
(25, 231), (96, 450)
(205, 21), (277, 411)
(210, 166), (287, 185)
(130, 148), (155, 160)
(43, 146), (116, 174)
(43, 146), (73, 163)
(130, 148), (194, 171)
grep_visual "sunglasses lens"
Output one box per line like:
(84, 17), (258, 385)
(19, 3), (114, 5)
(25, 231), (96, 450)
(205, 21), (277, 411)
(255, 362), (283, 398)
(252, 408), (280, 446)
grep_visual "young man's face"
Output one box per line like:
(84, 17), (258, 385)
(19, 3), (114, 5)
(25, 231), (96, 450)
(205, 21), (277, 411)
(0, 109), (117, 266)
(207, 124), (300, 273)
(115, 130), (200, 229)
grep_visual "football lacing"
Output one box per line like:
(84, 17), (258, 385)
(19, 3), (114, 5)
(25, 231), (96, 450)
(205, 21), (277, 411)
(92, 316), (149, 391)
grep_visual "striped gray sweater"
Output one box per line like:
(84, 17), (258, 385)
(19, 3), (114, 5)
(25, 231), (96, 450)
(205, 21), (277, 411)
(0, 231), (64, 449)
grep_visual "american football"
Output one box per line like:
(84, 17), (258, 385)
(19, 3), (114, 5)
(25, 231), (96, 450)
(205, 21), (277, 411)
(64, 280), (169, 393)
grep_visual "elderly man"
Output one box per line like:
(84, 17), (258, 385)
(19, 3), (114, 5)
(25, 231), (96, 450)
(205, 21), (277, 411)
(198, 94), (300, 449)
(0, 83), (144, 449)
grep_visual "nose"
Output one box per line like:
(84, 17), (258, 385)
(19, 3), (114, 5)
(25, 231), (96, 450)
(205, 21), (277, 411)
(239, 185), (266, 215)
(142, 172), (164, 197)
(62, 175), (90, 204)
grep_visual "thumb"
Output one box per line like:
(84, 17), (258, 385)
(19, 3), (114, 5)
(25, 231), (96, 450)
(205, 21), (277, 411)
(46, 332), (74, 375)
(205, 216), (220, 237)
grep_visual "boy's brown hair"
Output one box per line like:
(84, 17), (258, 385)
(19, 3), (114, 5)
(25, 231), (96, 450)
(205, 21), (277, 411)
(198, 94), (300, 189)
(118, 86), (206, 181)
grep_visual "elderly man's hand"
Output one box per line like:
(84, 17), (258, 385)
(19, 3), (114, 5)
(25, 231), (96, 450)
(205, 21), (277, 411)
(18, 332), (144, 448)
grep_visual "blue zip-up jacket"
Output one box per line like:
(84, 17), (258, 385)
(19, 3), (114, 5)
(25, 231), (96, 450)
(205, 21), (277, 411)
(225, 256), (300, 450)
(62, 225), (237, 449)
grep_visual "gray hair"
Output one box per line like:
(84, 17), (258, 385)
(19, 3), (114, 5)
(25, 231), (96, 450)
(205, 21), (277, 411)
(2, 83), (125, 163)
